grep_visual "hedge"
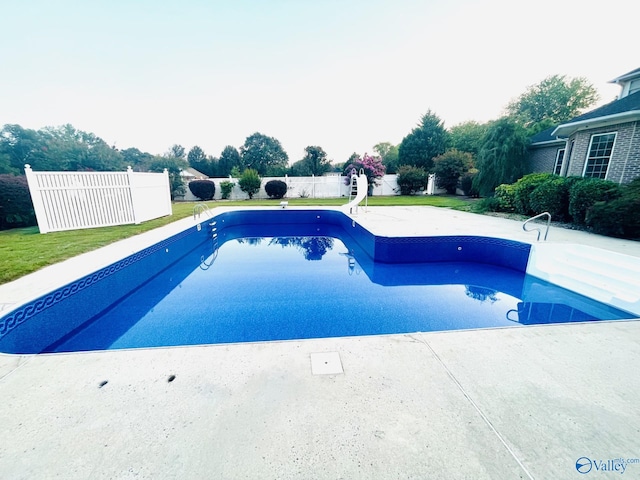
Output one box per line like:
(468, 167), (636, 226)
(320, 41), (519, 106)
(265, 179), (288, 199)
(188, 180), (216, 200)
(568, 178), (622, 225)
(0, 174), (36, 230)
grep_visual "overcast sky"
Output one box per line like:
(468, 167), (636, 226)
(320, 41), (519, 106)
(1, 0), (637, 164)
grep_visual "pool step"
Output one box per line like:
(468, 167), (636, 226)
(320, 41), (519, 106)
(527, 244), (640, 316)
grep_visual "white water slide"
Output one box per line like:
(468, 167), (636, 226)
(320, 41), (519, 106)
(343, 169), (368, 214)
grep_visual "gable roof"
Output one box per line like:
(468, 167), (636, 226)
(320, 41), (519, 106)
(609, 67), (640, 84)
(529, 126), (564, 146)
(551, 90), (640, 137)
(180, 167), (208, 178)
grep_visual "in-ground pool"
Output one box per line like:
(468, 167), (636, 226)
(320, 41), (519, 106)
(0, 209), (633, 354)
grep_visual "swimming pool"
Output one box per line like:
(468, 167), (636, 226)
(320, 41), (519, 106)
(0, 209), (633, 354)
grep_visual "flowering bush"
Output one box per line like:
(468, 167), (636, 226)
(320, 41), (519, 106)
(343, 153), (386, 186)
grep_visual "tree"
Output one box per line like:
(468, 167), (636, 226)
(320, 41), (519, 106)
(398, 110), (449, 171)
(240, 132), (288, 176)
(373, 142), (399, 174)
(188, 145), (215, 177)
(291, 146), (331, 176)
(473, 117), (530, 197)
(433, 149), (474, 194)
(150, 153), (188, 199)
(238, 168), (262, 199)
(0, 124), (46, 173)
(167, 144), (186, 159)
(39, 124), (125, 171)
(506, 75), (599, 133)
(448, 121), (489, 157)
(217, 146), (243, 177)
(343, 153), (386, 187)
(120, 147), (155, 171)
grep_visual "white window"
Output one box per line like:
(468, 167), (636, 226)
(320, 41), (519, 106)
(630, 79), (640, 96)
(583, 132), (616, 179)
(554, 148), (565, 175)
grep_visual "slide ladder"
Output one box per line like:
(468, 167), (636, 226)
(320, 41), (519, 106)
(343, 168), (368, 214)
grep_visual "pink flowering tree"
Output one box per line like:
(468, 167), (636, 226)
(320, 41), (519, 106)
(343, 153), (386, 187)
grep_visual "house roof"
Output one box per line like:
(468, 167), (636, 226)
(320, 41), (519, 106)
(609, 67), (640, 84)
(529, 126), (565, 146)
(551, 90), (640, 137)
(180, 167), (207, 178)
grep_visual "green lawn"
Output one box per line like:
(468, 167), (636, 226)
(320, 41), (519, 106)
(0, 196), (474, 285)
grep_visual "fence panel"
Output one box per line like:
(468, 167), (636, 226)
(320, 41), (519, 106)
(25, 165), (171, 233)
(178, 174), (402, 201)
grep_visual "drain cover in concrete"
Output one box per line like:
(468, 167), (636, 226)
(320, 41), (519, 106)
(310, 352), (343, 375)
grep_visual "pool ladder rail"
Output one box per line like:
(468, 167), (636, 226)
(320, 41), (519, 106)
(199, 220), (219, 270)
(193, 202), (213, 220)
(522, 212), (551, 242)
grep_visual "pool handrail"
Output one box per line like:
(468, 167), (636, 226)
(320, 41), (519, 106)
(523, 212), (551, 242)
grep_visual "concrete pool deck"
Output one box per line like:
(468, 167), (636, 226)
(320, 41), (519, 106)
(1, 206), (639, 479)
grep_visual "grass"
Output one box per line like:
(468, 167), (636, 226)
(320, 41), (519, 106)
(0, 196), (474, 285)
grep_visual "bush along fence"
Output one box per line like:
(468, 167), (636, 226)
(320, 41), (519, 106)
(178, 174), (447, 202)
(24, 165), (172, 233)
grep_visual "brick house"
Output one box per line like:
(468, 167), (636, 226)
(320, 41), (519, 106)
(528, 67), (640, 184)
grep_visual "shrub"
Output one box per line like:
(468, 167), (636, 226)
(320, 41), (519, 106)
(188, 179), (216, 200)
(238, 169), (261, 199)
(460, 172), (478, 197)
(265, 179), (288, 199)
(568, 178), (622, 225)
(219, 180), (235, 200)
(493, 184), (516, 212)
(587, 197), (640, 238)
(474, 196), (502, 213)
(396, 165), (428, 195)
(529, 176), (571, 221)
(432, 149), (473, 194)
(512, 173), (555, 215)
(0, 174), (36, 230)
(586, 177), (640, 238)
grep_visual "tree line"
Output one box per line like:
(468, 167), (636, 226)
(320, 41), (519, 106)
(1, 74), (599, 198)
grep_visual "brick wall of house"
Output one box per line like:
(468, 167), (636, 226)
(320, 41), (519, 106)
(619, 121), (640, 183)
(566, 121), (640, 183)
(528, 144), (564, 173)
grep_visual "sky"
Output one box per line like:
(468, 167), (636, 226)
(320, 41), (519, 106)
(1, 0), (638, 165)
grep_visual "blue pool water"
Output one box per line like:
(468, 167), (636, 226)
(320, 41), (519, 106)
(0, 209), (632, 354)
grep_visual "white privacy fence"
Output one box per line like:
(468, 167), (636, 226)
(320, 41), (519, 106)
(25, 165), (172, 233)
(178, 174), (404, 201)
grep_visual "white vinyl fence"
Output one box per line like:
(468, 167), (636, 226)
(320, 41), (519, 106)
(178, 174), (409, 201)
(25, 165), (172, 233)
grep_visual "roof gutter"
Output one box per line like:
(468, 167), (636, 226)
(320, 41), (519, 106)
(551, 111), (640, 138)
(529, 138), (565, 147)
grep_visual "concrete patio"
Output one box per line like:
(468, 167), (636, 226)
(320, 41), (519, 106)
(1, 206), (639, 479)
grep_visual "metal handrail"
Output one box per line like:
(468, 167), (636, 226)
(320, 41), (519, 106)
(522, 212), (551, 241)
(193, 203), (212, 220)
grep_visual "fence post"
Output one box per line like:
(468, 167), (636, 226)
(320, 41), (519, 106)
(126, 166), (141, 224)
(24, 164), (50, 234)
(163, 169), (172, 216)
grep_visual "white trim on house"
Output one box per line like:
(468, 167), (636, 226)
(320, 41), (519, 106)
(552, 111), (640, 137)
(529, 138), (565, 147)
(554, 148), (565, 175)
(581, 131), (618, 180)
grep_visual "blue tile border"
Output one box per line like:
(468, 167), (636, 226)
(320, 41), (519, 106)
(0, 227), (198, 340)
